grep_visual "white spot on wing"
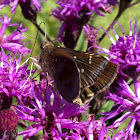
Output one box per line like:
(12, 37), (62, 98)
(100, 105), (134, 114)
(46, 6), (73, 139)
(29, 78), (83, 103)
(89, 55), (92, 64)
(81, 68), (84, 73)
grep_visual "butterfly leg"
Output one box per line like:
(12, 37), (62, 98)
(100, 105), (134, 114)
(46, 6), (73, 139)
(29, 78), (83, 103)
(17, 57), (41, 89)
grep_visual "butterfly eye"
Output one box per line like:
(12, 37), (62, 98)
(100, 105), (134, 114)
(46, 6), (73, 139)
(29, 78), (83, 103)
(40, 41), (48, 50)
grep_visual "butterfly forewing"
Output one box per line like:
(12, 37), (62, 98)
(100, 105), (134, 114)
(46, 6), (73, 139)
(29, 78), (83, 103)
(39, 41), (118, 104)
(49, 52), (80, 103)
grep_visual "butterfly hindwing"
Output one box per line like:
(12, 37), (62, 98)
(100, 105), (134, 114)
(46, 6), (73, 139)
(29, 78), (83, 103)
(64, 49), (118, 104)
(72, 52), (117, 92)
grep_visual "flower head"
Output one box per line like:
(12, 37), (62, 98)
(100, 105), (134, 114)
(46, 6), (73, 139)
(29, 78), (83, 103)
(98, 17), (140, 139)
(82, 116), (109, 140)
(83, 24), (99, 53)
(0, 0), (46, 14)
(14, 83), (89, 139)
(0, 109), (18, 140)
(104, 18), (140, 80)
(52, 0), (117, 48)
(65, 115), (109, 140)
(102, 78), (140, 138)
(0, 14), (31, 55)
(110, 129), (139, 140)
(0, 49), (35, 100)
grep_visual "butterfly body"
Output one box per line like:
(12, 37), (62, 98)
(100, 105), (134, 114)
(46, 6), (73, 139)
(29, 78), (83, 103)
(39, 41), (118, 104)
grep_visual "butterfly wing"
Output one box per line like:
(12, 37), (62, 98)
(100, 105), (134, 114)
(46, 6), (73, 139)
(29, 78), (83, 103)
(40, 42), (118, 104)
(46, 48), (80, 103)
(66, 50), (118, 104)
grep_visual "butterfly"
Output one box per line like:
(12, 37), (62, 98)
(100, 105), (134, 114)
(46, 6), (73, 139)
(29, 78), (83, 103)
(39, 41), (118, 104)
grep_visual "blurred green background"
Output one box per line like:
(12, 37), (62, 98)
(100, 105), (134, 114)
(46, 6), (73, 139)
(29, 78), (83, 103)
(1, 0), (140, 139)
(2, 0), (140, 58)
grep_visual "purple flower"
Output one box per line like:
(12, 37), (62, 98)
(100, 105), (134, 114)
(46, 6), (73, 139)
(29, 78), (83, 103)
(0, 14), (31, 55)
(65, 115), (109, 140)
(0, 109), (18, 139)
(0, 0), (46, 14)
(98, 17), (140, 139)
(0, 131), (8, 140)
(83, 24), (99, 53)
(0, 49), (35, 99)
(14, 84), (89, 139)
(107, 0), (118, 5)
(103, 18), (140, 80)
(110, 129), (139, 140)
(102, 79), (140, 138)
(52, 0), (117, 48)
(82, 116), (109, 140)
(52, 0), (117, 20)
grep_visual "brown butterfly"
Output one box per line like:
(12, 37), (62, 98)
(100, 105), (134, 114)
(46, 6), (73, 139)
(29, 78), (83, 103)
(39, 41), (118, 104)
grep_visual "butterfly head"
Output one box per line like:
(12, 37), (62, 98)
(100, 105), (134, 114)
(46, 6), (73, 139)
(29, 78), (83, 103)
(40, 41), (55, 51)
(39, 40), (60, 75)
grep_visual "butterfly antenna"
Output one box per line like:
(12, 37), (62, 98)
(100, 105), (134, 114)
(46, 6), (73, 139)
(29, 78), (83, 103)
(44, 23), (47, 41)
(31, 22), (43, 57)
(33, 21), (53, 43)
(17, 29), (36, 40)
